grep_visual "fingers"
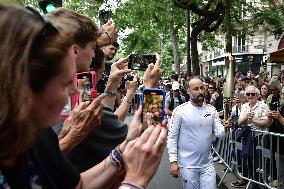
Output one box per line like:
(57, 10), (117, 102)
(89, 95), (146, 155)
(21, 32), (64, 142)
(115, 56), (129, 66)
(138, 125), (155, 145)
(115, 69), (132, 76)
(147, 125), (162, 146)
(74, 101), (90, 112)
(154, 52), (161, 69)
(154, 126), (167, 151)
(133, 75), (138, 82)
(86, 94), (105, 110)
(133, 106), (142, 121)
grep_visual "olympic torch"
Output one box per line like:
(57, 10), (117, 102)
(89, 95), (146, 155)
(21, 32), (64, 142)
(223, 53), (235, 121)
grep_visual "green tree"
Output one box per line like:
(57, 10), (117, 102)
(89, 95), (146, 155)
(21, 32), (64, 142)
(113, 0), (187, 76)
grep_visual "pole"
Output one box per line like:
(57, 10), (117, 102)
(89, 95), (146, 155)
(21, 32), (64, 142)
(186, 9), (192, 77)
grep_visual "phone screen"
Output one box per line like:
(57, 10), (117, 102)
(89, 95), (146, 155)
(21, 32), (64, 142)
(77, 72), (94, 103)
(142, 89), (165, 126)
(129, 54), (156, 71)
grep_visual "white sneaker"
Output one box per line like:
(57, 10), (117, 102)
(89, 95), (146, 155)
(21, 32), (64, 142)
(218, 159), (223, 164)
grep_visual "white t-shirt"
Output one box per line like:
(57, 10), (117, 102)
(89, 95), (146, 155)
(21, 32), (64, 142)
(167, 101), (225, 168)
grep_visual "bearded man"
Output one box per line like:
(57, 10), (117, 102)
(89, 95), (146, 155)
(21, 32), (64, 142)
(167, 78), (230, 189)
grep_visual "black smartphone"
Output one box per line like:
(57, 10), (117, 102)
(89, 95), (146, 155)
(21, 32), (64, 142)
(270, 102), (279, 111)
(129, 54), (156, 71)
(142, 88), (165, 127)
(99, 10), (111, 26)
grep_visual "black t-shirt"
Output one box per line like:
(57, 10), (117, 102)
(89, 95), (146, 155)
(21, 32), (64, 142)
(269, 105), (284, 155)
(30, 128), (80, 189)
(68, 107), (128, 172)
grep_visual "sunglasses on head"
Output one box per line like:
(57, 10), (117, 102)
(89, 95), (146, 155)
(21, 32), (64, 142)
(246, 93), (256, 96)
(25, 6), (59, 59)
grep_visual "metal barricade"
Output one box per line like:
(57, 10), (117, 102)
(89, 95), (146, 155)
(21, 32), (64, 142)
(212, 128), (284, 189)
(234, 128), (284, 189)
(212, 129), (235, 187)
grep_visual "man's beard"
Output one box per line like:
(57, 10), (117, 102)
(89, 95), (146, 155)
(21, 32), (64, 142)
(190, 94), (205, 107)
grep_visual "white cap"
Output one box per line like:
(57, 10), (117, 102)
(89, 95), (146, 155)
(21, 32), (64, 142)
(172, 81), (180, 90)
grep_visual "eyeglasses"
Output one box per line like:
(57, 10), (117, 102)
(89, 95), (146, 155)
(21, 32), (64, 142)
(208, 87), (214, 89)
(246, 93), (256, 96)
(25, 6), (58, 60)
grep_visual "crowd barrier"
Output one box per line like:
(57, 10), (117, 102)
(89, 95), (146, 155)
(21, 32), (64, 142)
(212, 127), (284, 189)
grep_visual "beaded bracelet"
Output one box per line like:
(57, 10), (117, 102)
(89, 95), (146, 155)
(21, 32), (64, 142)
(110, 148), (125, 175)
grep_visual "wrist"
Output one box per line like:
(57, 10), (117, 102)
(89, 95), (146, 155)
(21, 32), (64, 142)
(123, 177), (147, 188)
(105, 83), (118, 92)
(104, 89), (117, 97)
(119, 140), (128, 153)
(120, 181), (145, 189)
(123, 96), (132, 105)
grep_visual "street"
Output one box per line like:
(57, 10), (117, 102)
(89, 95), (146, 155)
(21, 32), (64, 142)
(125, 114), (183, 189)
(148, 149), (183, 189)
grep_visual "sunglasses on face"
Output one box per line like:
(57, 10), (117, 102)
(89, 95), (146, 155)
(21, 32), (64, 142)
(246, 93), (256, 96)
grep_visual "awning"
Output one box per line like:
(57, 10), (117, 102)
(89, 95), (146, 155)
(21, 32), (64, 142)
(269, 48), (284, 63)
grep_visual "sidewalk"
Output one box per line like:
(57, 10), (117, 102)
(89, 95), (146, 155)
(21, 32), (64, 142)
(215, 161), (238, 189)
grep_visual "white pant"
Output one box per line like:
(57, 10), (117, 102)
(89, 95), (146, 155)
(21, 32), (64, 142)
(180, 164), (216, 189)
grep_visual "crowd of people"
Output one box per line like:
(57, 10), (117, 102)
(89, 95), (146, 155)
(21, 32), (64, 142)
(1, 2), (284, 189)
(0, 4), (167, 189)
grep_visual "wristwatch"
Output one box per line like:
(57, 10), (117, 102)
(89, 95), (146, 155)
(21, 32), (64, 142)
(123, 96), (132, 105)
(104, 90), (116, 97)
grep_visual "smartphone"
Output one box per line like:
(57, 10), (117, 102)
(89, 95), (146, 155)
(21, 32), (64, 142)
(270, 102), (279, 111)
(75, 71), (97, 104)
(60, 71), (97, 120)
(142, 88), (165, 127)
(129, 54), (156, 71)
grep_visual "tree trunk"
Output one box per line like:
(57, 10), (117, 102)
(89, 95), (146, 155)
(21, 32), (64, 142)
(225, 0), (232, 55)
(191, 35), (200, 76)
(171, 28), (181, 75)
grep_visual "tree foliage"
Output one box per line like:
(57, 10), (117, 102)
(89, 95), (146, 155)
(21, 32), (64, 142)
(113, 0), (187, 76)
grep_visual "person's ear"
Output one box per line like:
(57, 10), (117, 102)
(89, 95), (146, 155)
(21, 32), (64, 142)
(187, 88), (191, 95)
(72, 44), (80, 55)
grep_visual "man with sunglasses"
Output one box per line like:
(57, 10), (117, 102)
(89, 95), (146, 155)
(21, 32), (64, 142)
(231, 85), (272, 188)
(238, 85), (272, 131)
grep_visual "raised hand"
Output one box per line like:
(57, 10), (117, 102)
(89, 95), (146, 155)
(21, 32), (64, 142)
(97, 20), (118, 47)
(58, 95), (105, 153)
(143, 53), (161, 88)
(122, 124), (167, 188)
